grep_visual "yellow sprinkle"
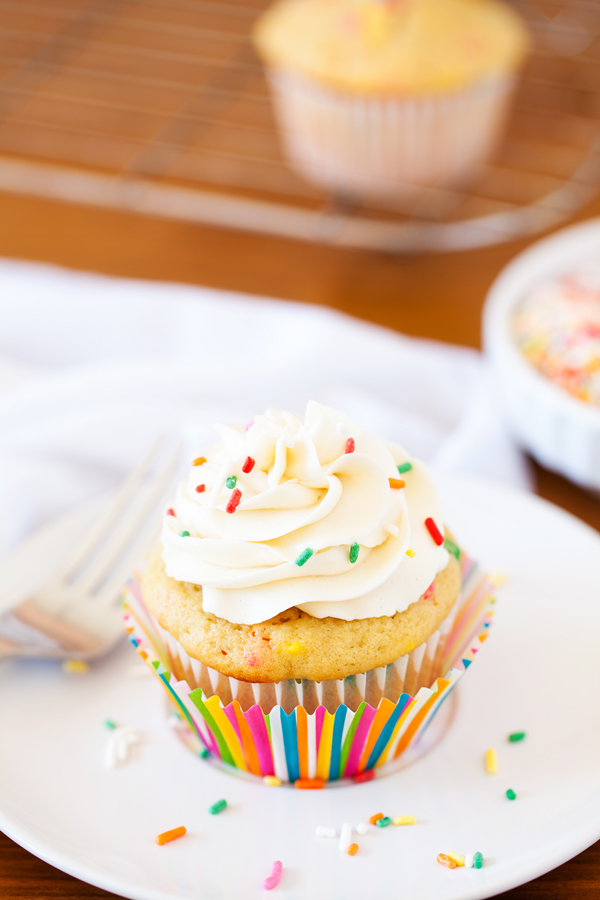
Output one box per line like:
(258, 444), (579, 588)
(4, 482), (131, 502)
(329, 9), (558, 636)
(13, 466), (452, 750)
(393, 816), (416, 826)
(406, 548), (416, 558)
(485, 748), (497, 774)
(62, 659), (89, 674)
(263, 775), (282, 787)
(192, 456), (206, 466)
(448, 852), (465, 867)
(490, 571), (507, 587)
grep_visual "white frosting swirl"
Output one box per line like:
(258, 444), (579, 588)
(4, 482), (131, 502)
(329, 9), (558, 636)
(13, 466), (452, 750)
(162, 401), (449, 625)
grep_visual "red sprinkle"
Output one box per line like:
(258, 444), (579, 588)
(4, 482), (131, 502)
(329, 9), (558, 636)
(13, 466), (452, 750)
(345, 437), (355, 454)
(424, 517), (444, 546)
(354, 769), (375, 784)
(242, 456), (255, 474)
(423, 582), (436, 599)
(226, 488), (242, 514)
(166, 508), (175, 517)
(195, 484), (205, 493)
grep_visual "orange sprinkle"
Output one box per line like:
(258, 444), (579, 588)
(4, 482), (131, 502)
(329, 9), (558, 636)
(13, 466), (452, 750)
(295, 778), (324, 790)
(192, 456), (206, 466)
(369, 813), (384, 825)
(156, 826), (186, 845)
(388, 478), (405, 490)
(346, 843), (359, 856)
(437, 853), (458, 869)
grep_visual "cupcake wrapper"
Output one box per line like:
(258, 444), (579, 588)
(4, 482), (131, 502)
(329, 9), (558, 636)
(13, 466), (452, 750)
(123, 555), (494, 783)
(267, 68), (516, 198)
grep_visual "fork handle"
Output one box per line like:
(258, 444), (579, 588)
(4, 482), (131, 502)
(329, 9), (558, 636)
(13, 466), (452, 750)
(14, 600), (104, 654)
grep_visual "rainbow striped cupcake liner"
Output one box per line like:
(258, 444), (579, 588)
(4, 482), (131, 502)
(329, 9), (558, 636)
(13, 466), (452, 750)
(123, 556), (494, 784)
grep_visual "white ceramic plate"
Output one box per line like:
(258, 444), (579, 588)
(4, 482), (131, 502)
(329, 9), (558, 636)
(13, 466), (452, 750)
(2, 475), (600, 900)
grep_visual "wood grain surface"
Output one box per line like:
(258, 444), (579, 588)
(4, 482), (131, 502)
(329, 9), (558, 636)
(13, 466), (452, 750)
(2, 188), (600, 899)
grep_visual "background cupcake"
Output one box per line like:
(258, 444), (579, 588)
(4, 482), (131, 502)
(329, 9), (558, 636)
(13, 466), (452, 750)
(252, 0), (530, 200)
(125, 402), (495, 783)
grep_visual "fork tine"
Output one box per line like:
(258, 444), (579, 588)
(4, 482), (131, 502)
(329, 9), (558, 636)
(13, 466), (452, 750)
(57, 438), (166, 584)
(74, 444), (181, 596)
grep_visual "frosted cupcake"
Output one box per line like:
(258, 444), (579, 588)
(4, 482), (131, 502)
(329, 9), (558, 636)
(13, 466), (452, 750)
(252, 0), (529, 198)
(124, 402), (494, 783)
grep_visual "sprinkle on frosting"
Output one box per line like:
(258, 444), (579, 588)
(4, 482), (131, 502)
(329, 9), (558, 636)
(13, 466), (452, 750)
(225, 489), (242, 514)
(225, 475), (237, 489)
(294, 547), (314, 567)
(345, 437), (355, 454)
(242, 456), (255, 473)
(406, 548), (416, 558)
(195, 484), (205, 494)
(389, 478), (405, 489)
(425, 517), (444, 546)
(180, 530), (190, 537)
(349, 542), (360, 564)
(192, 456), (206, 467)
(166, 508), (175, 517)
(397, 462), (413, 474)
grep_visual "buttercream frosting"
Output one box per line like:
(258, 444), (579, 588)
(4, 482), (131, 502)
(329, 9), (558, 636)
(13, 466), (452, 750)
(162, 401), (449, 625)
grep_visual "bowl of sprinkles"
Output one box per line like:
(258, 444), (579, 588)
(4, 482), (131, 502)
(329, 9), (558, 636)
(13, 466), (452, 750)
(123, 401), (494, 785)
(484, 217), (600, 491)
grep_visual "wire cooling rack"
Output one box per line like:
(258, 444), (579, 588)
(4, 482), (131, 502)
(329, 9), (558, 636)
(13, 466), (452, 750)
(1, 0), (600, 252)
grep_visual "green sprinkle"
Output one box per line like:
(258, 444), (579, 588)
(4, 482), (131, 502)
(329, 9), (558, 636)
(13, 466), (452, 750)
(397, 462), (413, 474)
(376, 816), (392, 828)
(209, 799), (227, 815)
(443, 537), (461, 560)
(506, 789), (517, 800)
(200, 748), (210, 759)
(225, 475), (237, 489)
(104, 720), (117, 730)
(349, 542), (360, 564)
(180, 530), (190, 537)
(508, 731), (526, 743)
(294, 548), (314, 567)
(474, 852), (484, 869)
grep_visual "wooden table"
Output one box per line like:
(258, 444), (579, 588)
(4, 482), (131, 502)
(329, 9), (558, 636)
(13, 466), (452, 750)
(2, 188), (600, 899)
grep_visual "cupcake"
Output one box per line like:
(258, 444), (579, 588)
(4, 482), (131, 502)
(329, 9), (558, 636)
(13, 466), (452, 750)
(124, 402), (494, 783)
(252, 0), (529, 199)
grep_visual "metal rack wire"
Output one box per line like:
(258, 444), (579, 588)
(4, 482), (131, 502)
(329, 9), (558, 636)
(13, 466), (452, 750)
(1, 0), (599, 251)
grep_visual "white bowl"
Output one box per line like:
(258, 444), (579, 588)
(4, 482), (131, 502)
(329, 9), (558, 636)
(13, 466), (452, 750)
(483, 217), (600, 490)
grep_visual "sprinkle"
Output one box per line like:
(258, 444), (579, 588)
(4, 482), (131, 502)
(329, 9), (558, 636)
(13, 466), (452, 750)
(346, 843), (359, 856)
(200, 748), (210, 759)
(448, 852), (465, 866)
(316, 826), (336, 838)
(354, 769), (375, 784)
(406, 548), (415, 558)
(295, 778), (324, 789)
(349, 542), (360, 564)
(506, 788), (517, 800)
(424, 517), (444, 546)
(195, 484), (205, 493)
(369, 813), (384, 825)
(474, 851), (484, 869)
(388, 478), (405, 489)
(423, 582), (435, 599)
(156, 826), (186, 845)
(226, 488), (242, 514)
(62, 659), (89, 674)
(356, 823), (368, 835)
(263, 775), (281, 787)
(345, 437), (355, 454)
(376, 816), (392, 828)
(166, 508), (175, 517)
(393, 816), (416, 826)
(384, 523), (399, 537)
(192, 456), (206, 467)
(104, 720), (117, 730)
(437, 853), (458, 869)
(397, 462), (413, 474)
(294, 547), (314, 566)
(339, 823), (352, 852)
(209, 799), (227, 815)
(508, 731), (526, 742)
(179, 530), (190, 537)
(465, 853), (475, 868)
(225, 475), (237, 489)
(485, 748), (497, 774)
(242, 456), (255, 473)
(443, 537), (460, 560)
(263, 861), (283, 890)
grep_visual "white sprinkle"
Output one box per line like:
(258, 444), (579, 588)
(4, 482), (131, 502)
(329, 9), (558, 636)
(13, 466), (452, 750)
(356, 823), (368, 836)
(315, 826), (336, 838)
(384, 523), (399, 537)
(339, 823), (352, 852)
(465, 853), (475, 869)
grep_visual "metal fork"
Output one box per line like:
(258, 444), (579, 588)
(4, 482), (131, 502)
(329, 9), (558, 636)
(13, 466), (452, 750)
(0, 440), (181, 660)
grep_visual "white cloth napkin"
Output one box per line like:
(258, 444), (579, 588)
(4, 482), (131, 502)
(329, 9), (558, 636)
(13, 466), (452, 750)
(0, 258), (530, 559)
